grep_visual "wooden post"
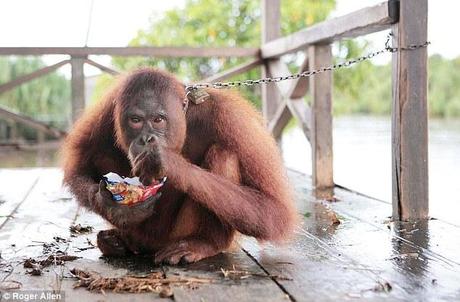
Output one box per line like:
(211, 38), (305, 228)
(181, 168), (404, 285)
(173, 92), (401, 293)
(391, 0), (428, 220)
(309, 44), (333, 190)
(71, 56), (86, 123)
(0, 121), (4, 140)
(261, 0), (283, 140)
(8, 119), (17, 143)
(36, 130), (45, 144)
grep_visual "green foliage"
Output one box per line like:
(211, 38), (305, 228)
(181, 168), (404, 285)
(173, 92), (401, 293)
(280, 0), (335, 35)
(333, 39), (392, 115)
(333, 61), (392, 115)
(92, 0), (460, 118)
(0, 57), (70, 127)
(102, 0), (335, 108)
(90, 73), (116, 104)
(428, 55), (460, 118)
(333, 54), (460, 118)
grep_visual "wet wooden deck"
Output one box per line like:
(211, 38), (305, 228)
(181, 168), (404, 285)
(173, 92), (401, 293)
(0, 168), (459, 301)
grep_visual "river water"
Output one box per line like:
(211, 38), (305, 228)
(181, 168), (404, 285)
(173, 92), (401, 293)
(282, 116), (460, 225)
(0, 116), (458, 224)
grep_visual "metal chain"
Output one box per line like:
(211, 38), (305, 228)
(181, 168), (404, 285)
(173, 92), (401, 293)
(185, 33), (430, 92)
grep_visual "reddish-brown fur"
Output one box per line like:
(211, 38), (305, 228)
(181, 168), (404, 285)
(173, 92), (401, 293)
(61, 68), (297, 264)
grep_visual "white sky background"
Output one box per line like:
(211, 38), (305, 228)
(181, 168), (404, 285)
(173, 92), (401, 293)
(0, 0), (457, 74)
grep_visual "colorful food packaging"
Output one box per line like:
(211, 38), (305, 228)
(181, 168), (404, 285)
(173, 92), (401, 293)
(103, 172), (166, 206)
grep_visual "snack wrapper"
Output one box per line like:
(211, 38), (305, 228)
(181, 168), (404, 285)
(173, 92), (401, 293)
(103, 172), (166, 206)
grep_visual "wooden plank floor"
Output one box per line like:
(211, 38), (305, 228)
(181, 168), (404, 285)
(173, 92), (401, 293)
(0, 168), (459, 301)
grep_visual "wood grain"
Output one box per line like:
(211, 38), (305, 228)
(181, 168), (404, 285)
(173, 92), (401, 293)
(266, 60), (312, 141)
(309, 45), (333, 189)
(261, 1), (397, 59)
(71, 57), (86, 123)
(0, 47), (259, 57)
(261, 0), (283, 138)
(85, 59), (120, 76)
(199, 58), (262, 84)
(391, 0), (428, 220)
(1, 168), (459, 301)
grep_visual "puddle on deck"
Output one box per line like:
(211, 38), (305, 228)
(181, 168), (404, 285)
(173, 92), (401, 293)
(0, 167), (459, 300)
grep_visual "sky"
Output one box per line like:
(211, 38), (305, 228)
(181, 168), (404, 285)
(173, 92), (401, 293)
(332, 0), (458, 58)
(0, 0), (457, 73)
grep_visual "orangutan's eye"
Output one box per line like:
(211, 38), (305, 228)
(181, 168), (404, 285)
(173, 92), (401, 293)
(132, 117), (140, 123)
(129, 116), (144, 129)
(153, 116), (165, 124)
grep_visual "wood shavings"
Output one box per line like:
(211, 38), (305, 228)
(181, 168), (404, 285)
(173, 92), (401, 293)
(70, 268), (212, 297)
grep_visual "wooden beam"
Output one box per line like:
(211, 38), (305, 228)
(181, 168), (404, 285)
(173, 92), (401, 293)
(391, 0), (428, 221)
(267, 55), (311, 138)
(200, 58), (262, 83)
(266, 60), (292, 97)
(261, 1), (397, 59)
(85, 59), (120, 75)
(268, 98), (312, 142)
(0, 60), (70, 95)
(290, 56), (310, 99)
(0, 47), (259, 58)
(268, 100), (292, 139)
(71, 56), (86, 123)
(261, 0), (283, 139)
(287, 98), (311, 141)
(309, 44), (333, 189)
(267, 54), (311, 100)
(266, 58), (312, 141)
(0, 106), (66, 138)
(7, 118), (17, 142)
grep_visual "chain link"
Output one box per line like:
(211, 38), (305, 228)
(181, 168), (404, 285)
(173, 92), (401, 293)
(185, 33), (430, 93)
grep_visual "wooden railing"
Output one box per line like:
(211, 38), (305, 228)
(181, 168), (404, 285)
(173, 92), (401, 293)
(0, 0), (427, 221)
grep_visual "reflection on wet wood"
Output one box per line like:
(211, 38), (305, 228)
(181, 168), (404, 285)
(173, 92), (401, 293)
(0, 168), (459, 301)
(0, 169), (40, 228)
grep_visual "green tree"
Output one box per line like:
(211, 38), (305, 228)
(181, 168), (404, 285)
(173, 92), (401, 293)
(0, 57), (70, 129)
(94, 0), (336, 107)
(333, 39), (392, 115)
(0, 57), (70, 140)
(427, 55), (460, 117)
(333, 53), (460, 118)
(94, 1), (460, 118)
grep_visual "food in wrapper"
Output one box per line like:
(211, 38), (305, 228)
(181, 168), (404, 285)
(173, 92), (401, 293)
(103, 172), (166, 206)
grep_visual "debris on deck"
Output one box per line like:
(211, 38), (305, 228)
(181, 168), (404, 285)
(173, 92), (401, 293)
(0, 168), (459, 301)
(70, 223), (94, 236)
(71, 268), (212, 297)
(24, 255), (80, 276)
(220, 266), (292, 281)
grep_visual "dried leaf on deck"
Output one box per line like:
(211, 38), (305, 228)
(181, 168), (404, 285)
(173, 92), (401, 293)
(0, 280), (22, 290)
(373, 281), (392, 292)
(313, 201), (341, 225)
(24, 254), (80, 275)
(70, 268), (212, 297)
(70, 224), (94, 235)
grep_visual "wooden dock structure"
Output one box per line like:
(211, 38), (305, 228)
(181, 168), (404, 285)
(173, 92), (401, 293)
(0, 0), (428, 221)
(0, 168), (459, 301)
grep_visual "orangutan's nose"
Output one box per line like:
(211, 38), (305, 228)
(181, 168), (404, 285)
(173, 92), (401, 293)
(138, 134), (155, 145)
